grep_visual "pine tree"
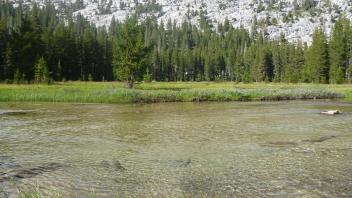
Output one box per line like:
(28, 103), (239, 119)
(329, 19), (346, 84)
(14, 69), (21, 84)
(286, 42), (304, 83)
(34, 57), (49, 83)
(0, 19), (6, 80)
(341, 18), (352, 82)
(56, 59), (62, 81)
(12, 16), (44, 81)
(3, 47), (13, 81)
(258, 47), (274, 82)
(272, 42), (283, 82)
(251, 16), (258, 39)
(113, 16), (149, 88)
(304, 28), (329, 83)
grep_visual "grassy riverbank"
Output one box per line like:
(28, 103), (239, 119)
(0, 82), (350, 103)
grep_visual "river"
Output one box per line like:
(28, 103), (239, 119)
(0, 101), (352, 197)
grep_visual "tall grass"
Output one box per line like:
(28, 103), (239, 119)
(0, 82), (346, 104)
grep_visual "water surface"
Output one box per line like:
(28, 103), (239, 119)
(0, 101), (352, 197)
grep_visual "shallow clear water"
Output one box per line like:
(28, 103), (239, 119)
(0, 101), (352, 197)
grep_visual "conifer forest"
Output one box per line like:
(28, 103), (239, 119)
(1, 1), (352, 84)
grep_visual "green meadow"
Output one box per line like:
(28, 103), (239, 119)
(0, 82), (349, 104)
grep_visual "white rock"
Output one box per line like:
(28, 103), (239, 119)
(321, 110), (341, 115)
(7, 0), (352, 44)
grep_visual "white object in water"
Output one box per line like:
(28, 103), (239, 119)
(321, 110), (341, 115)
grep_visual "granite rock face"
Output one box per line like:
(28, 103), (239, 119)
(8, 0), (352, 44)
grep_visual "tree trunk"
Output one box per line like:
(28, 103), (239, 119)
(127, 81), (133, 89)
(127, 75), (134, 89)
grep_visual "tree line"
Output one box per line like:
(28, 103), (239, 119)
(0, 1), (352, 84)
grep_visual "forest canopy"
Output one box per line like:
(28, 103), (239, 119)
(1, 1), (352, 84)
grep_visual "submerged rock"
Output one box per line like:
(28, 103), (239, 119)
(113, 160), (126, 171)
(0, 110), (35, 116)
(0, 162), (64, 182)
(303, 135), (337, 143)
(263, 141), (298, 147)
(175, 159), (192, 167)
(100, 160), (126, 171)
(263, 135), (338, 148)
(100, 160), (110, 168)
(0, 156), (21, 169)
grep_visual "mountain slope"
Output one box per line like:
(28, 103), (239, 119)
(9, 0), (352, 43)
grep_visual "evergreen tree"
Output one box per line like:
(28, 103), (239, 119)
(56, 59), (62, 81)
(12, 16), (43, 81)
(112, 16), (148, 87)
(0, 19), (6, 80)
(286, 42), (304, 83)
(3, 47), (13, 81)
(329, 19), (346, 83)
(34, 57), (49, 83)
(13, 69), (21, 84)
(304, 28), (329, 83)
